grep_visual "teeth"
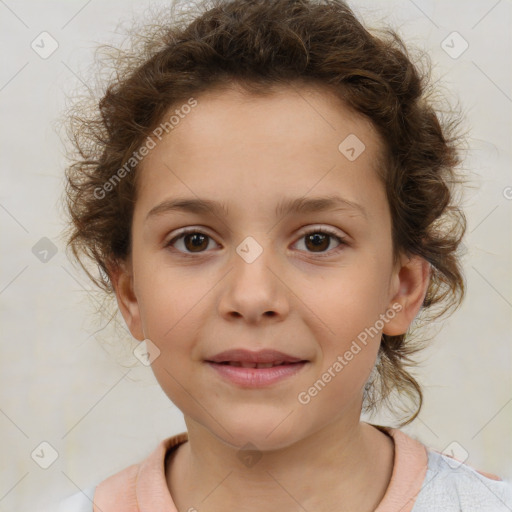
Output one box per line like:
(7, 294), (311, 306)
(226, 361), (286, 368)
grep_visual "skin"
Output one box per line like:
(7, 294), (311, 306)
(110, 83), (431, 512)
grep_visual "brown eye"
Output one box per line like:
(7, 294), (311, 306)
(294, 228), (347, 256)
(183, 232), (209, 252)
(167, 230), (217, 254)
(304, 232), (330, 252)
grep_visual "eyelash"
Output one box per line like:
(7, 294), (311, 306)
(165, 226), (348, 258)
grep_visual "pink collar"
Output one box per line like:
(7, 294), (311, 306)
(374, 426), (428, 512)
(93, 426), (428, 512)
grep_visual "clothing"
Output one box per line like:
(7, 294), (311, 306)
(54, 426), (512, 511)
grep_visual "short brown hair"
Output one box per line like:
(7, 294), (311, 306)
(62, 0), (467, 425)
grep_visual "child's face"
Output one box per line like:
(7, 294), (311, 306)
(114, 84), (421, 449)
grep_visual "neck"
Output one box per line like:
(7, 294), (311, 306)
(166, 417), (394, 512)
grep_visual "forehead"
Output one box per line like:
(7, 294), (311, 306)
(135, 83), (388, 221)
(151, 83), (383, 157)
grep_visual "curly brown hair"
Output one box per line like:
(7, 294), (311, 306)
(61, 0), (467, 426)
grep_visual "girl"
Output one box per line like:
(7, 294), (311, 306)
(58, 0), (512, 510)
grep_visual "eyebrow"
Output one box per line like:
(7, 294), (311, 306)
(145, 195), (368, 222)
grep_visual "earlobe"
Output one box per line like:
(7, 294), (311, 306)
(108, 259), (145, 341)
(383, 254), (431, 336)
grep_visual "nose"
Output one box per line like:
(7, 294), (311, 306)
(217, 236), (290, 324)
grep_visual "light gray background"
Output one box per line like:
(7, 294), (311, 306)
(0, 0), (511, 510)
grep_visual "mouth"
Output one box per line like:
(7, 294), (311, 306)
(214, 361), (301, 369)
(205, 348), (307, 366)
(205, 349), (309, 387)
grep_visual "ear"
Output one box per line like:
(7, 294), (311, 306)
(107, 258), (145, 341)
(383, 253), (431, 336)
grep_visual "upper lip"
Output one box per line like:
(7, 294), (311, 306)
(206, 349), (306, 364)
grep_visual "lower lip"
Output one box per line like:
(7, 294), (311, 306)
(206, 361), (308, 387)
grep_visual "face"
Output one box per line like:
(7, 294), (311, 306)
(113, 84), (428, 450)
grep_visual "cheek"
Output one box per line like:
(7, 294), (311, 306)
(308, 262), (390, 346)
(303, 260), (389, 398)
(137, 266), (209, 344)
(136, 269), (213, 396)
(295, 341), (379, 434)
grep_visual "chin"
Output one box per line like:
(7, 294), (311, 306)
(208, 412), (304, 452)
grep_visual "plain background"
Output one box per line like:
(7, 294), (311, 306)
(0, 0), (511, 510)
